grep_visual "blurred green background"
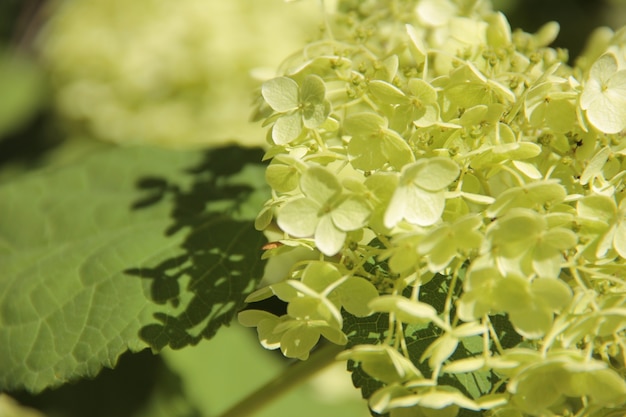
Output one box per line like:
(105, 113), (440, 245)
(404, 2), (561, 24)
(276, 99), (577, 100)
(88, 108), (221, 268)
(0, 0), (624, 416)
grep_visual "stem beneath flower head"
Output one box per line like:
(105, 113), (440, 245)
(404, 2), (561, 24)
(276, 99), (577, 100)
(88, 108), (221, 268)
(216, 342), (345, 417)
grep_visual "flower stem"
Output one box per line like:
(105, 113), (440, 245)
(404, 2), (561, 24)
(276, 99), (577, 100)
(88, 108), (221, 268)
(216, 343), (345, 417)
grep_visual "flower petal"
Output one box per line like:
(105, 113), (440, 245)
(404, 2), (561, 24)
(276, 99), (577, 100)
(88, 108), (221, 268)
(262, 76), (299, 112)
(315, 214), (346, 256)
(277, 197), (319, 237)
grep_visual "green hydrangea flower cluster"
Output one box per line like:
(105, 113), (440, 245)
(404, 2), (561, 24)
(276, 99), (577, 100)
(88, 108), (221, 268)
(38, 0), (318, 147)
(243, 0), (626, 415)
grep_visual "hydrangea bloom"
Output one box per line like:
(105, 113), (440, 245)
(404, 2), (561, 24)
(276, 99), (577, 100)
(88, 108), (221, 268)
(249, 1), (626, 416)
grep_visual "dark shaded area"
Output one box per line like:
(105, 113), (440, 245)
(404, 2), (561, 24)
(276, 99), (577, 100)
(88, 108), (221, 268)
(0, 1), (60, 175)
(0, 112), (62, 171)
(127, 146), (269, 351)
(10, 349), (200, 417)
(244, 295), (288, 317)
(503, 0), (616, 61)
(0, 0), (24, 43)
(0, 0), (48, 50)
(343, 310), (390, 417)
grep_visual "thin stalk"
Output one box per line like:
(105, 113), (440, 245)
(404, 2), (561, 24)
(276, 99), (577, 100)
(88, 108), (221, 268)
(216, 342), (345, 417)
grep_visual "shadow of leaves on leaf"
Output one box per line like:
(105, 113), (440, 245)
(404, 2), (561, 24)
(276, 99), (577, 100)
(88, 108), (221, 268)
(343, 271), (518, 417)
(343, 310), (389, 417)
(127, 146), (269, 351)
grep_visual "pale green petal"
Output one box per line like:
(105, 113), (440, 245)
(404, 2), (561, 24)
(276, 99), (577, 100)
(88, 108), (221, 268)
(315, 214), (346, 256)
(300, 74), (326, 105)
(580, 146), (611, 185)
(459, 105), (489, 126)
(369, 295), (439, 324)
(492, 274), (532, 312)
(486, 12), (512, 47)
(277, 197), (319, 237)
(500, 142), (542, 159)
(301, 261), (341, 293)
(262, 76), (299, 112)
(512, 160), (542, 179)
(265, 162), (299, 192)
(426, 240), (458, 272)
(614, 221), (626, 258)
(509, 304), (552, 339)
(457, 290), (492, 321)
(589, 53), (618, 86)
(581, 76), (603, 110)
(254, 205), (273, 231)
(413, 104), (441, 127)
(584, 368), (626, 405)
(337, 344), (422, 383)
(534, 21), (560, 47)
(318, 326), (348, 345)
(382, 131), (415, 169)
(238, 309), (278, 327)
(531, 245), (562, 278)
(281, 324), (320, 360)
(531, 278), (572, 311)
(348, 134), (386, 171)
(257, 316), (287, 350)
(415, 0), (455, 27)
(403, 158), (459, 191)
(270, 281), (300, 302)
(337, 277), (379, 317)
(407, 78), (437, 103)
(543, 228), (578, 250)
(369, 385), (414, 414)
(403, 187), (445, 226)
(455, 215), (484, 246)
(586, 75), (626, 133)
(302, 100), (330, 128)
(288, 296), (326, 320)
(300, 166), (341, 204)
(546, 99), (577, 133)
(581, 53), (626, 133)
(272, 111), (303, 144)
(418, 388), (480, 411)
(487, 180), (566, 217)
(384, 186), (408, 228)
(509, 363), (562, 411)
(389, 242), (420, 273)
(344, 112), (387, 136)
(597, 225), (617, 258)
(369, 80), (408, 105)
(331, 196), (370, 231)
(421, 333), (459, 369)
(446, 82), (494, 108)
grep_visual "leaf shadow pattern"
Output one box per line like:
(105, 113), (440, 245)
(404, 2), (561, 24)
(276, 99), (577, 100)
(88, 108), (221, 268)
(343, 310), (390, 417)
(126, 146), (269, 351)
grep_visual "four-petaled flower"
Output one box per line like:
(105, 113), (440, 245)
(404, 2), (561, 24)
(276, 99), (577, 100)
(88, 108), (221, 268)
(384, 157), (460, 228)
(580, 52), (626, 134)
(262, 75), (331, 144)
(277, 166), (371, 256)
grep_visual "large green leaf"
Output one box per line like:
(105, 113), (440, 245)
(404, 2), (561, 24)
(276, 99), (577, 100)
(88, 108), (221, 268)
(0, 144), (268, 392)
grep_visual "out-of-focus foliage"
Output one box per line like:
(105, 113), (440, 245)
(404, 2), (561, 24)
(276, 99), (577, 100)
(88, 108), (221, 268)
(38, 0), (320, 148)
(0, 51), (45, 139)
